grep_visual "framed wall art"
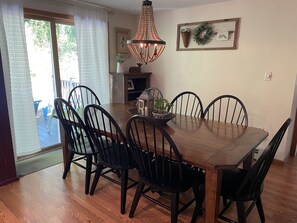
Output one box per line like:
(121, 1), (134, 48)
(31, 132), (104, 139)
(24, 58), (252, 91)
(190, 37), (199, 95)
(176, 18), (240, 51)
(127, 80), (134, 90)
(116, 27), (131, 56)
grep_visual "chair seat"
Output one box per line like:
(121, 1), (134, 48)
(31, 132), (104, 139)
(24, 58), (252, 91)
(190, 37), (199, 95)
(221, 168), (263, 201)
(219, 118), (291, 223)
(97, 143), (136, 169)
(141, 157), (204, 193)
(67, 143), (95, 156)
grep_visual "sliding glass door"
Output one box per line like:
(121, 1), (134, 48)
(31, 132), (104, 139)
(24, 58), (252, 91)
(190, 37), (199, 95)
(24, 10), (79, 152)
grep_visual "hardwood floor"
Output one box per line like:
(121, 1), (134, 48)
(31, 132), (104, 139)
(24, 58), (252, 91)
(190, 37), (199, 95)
(0, 157), (297, 223)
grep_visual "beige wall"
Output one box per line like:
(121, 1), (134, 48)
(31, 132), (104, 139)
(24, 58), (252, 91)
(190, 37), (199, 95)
(107, 11), (138, 72)
(146, 0), (297, 160)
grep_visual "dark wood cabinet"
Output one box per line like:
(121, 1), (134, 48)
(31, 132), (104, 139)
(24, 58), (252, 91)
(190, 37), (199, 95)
(110, 72), (151, 104)
(0, 52), (18, 186)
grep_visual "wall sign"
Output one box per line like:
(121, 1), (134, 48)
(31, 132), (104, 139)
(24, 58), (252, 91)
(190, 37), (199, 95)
(176, 18), (240, 51)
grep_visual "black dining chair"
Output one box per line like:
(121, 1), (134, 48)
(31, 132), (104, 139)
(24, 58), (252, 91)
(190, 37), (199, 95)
(84, 104), (137, 214)
(145, 87), (164, 99)
(48, 85), (100, 132)
(68, 85), (101, 109)
(203, 95), (248, 126)
(169, 91), (203, 118)
(219, 118), (291, 223)
(126, 115), (205, 223)
(54, 98), (98, 194)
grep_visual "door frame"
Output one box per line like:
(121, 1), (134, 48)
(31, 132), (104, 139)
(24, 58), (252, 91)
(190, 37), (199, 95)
(290, 108), (297, 157)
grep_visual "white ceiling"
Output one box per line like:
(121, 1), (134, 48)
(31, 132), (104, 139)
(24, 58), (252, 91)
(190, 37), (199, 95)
(73, 0), (235, 14)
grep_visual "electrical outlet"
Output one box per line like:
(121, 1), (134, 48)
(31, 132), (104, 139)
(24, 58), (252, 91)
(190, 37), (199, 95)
(264, 72), (272, 81)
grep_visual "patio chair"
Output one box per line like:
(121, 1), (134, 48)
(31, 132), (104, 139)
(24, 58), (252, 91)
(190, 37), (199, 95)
(33, 100), (42, 116)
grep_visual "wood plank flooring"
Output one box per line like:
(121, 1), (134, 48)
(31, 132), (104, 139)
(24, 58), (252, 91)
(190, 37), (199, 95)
(0, 157), (297, 223)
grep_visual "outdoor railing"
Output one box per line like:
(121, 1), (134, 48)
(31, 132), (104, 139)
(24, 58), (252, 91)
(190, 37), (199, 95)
(61, 79), (79, 99)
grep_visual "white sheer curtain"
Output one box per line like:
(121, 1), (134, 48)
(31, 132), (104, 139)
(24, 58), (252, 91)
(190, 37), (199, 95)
(0, 0), (40, 157)
(74, 5), (110, 104)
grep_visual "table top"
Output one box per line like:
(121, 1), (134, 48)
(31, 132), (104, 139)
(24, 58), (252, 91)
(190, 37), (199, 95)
(100, 103), (268, 170)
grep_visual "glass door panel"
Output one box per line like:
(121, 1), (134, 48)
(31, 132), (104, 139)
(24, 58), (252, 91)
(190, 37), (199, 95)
(25, 18), (61, 149)
(56, 23), (79, 98)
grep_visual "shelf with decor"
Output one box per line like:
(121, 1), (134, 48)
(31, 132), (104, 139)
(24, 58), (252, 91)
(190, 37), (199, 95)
(110, 72), (151, 104)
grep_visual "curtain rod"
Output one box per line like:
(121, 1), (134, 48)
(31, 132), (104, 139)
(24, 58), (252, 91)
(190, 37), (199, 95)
(50, 0), (114, 14)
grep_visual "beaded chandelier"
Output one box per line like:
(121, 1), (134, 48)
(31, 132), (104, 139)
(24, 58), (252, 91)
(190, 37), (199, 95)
(127, 0), (166, 64)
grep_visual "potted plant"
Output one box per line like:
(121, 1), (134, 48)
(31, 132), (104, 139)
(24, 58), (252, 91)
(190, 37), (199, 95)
(180, 28), (191, 48)
(116, 53), (126, 73)
(152, 98), (173, 119)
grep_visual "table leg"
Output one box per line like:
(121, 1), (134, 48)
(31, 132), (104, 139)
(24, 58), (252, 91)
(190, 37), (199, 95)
(243, 152), (253, 170)
(205, 169), (223, 223)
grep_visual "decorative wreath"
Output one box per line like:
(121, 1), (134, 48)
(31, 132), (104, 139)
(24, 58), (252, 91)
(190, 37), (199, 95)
(193, 23), (214, 45)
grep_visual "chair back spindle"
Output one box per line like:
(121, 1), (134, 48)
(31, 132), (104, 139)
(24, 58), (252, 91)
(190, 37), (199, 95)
(145, 87), (164, 99)
(84, 104), (133, 169)
(204, 95), (248, 126)
(127, 116), (184, 189)
(68, 85), (100, 110)
(169, 91), (203, 118)
(54, 98), (95, 155)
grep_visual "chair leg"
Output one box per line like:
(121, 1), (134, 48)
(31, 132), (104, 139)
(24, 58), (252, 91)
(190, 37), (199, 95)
(93, 154), (97, 165)
(256, 196), (265, 222)
(236, 201), (246, 223)
(129, 182), (145, 218)
(120, 169), (128, 214)
(171, 192), (179, 223)
(85, 155), (93, 194)
(63, 152), (74, 179)
(90, 163), (104, 195)
(191, 184), (205, 223)
(115, 169), (121, 178)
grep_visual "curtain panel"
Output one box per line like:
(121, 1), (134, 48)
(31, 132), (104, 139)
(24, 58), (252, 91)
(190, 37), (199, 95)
(0, 0), (40, 157)
(74, 5), (110, 104)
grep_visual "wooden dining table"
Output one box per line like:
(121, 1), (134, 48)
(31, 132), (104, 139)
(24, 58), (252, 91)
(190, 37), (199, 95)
(61, 103), (268, 223)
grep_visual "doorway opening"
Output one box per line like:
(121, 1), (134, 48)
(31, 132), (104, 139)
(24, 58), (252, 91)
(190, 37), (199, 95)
(16, 9), (79, 174)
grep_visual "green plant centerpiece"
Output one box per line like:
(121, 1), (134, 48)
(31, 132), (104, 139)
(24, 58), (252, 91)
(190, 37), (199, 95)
(152, 98), (173, 119)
